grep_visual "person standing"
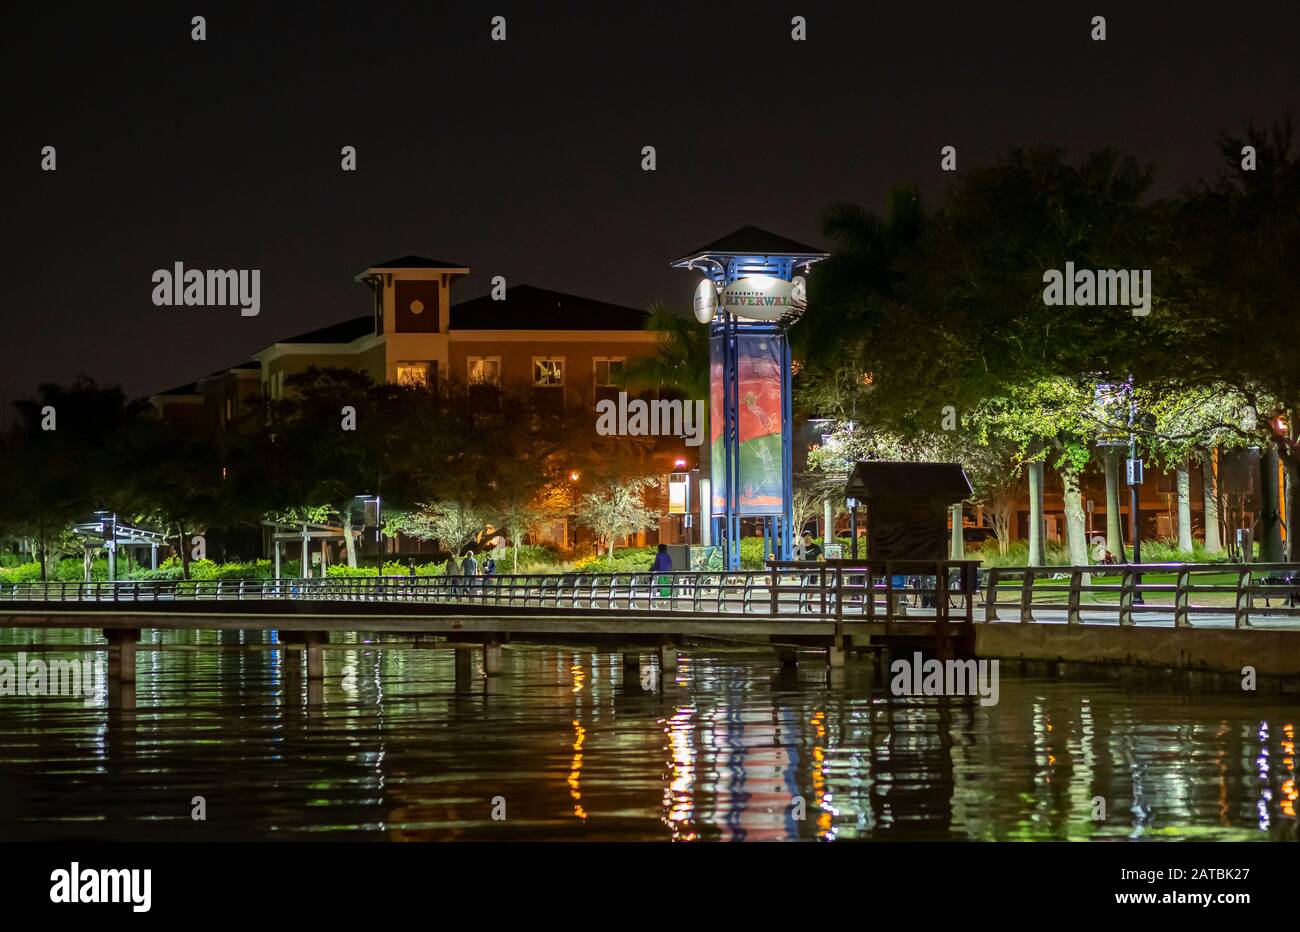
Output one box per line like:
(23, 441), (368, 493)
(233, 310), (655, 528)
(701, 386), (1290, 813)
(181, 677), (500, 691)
(462, 549), (479, 598)
(444, 553), (460, 601)
(798, 531), (824, 613)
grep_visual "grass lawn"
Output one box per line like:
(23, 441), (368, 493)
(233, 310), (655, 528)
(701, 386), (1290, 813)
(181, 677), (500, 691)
(990, 571), (1261, 608)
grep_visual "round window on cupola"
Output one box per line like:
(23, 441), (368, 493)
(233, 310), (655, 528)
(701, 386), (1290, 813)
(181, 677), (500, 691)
(409, 299), (425, 315)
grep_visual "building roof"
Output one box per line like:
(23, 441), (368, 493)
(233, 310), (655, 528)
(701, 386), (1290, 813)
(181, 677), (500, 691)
(845, 461), (973, 502)
(672, 225), (827, 266)
(274, 315), (375, 345)
(364, 255), (469, 272)
(450, 284), (648, 331)
(154, 382), (200, 397)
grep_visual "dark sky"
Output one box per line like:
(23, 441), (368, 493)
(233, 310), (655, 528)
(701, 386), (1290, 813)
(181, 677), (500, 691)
(2, 1), (1295, 407)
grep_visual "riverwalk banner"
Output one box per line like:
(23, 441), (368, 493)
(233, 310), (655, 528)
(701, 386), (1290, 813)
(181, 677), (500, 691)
(710, 333), (785, 515)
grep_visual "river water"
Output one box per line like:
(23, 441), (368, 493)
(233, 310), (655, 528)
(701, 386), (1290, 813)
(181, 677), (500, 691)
(0, 628), (1295, 841)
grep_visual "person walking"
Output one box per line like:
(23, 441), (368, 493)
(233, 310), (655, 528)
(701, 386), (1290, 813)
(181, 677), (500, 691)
(651, 543), (674, 600)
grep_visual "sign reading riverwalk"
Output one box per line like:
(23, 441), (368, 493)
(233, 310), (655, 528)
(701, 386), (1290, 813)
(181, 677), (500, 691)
(719, 275), (804, 321)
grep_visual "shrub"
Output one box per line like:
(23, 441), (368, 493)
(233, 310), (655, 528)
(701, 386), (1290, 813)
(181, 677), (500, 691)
(0, 561), (43, 583)
(497, 544), (563, 571)
(574, 549), (656, 574)
(736, 537), (763, 569)
(378, 560), (450, 577)
(327, 564), (379, 577)
(1138, 537), (1230, 564)
(127, 564), (185, 581)
(52, 557), (103, 581)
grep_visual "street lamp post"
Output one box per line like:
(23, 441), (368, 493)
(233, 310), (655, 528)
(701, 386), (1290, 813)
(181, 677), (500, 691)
(96, 510), (118, 582)
(1126, 377), (1144, 604)
(847, 496), (860, 560)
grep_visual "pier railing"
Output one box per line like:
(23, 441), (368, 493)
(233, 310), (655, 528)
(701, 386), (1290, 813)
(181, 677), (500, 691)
(4, 560), (1298, 629)
(983, 562), (1300, 628)
(0, 559), (983, 631)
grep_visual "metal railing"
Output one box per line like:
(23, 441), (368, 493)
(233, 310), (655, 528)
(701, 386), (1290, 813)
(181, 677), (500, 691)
(6, 561), (1296, 630)
(0, 559), (983, 629)
(983, 563), (1300, 628)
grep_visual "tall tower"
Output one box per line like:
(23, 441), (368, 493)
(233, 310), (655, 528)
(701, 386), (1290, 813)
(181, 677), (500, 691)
(354, 255), (470, 386)
(672, 226), (827, 569)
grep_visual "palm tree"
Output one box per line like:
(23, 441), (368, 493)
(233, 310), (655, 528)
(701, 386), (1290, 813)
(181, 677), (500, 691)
(619, 302), (709, 399)
(789, 185), (926, 420)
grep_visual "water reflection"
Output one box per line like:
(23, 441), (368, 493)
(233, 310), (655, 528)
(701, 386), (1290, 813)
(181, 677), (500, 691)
(0, 628), (1296, 842)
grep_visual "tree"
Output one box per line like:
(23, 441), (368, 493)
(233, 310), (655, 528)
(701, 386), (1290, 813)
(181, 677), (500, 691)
(2, 379), (150, 579)
(799, 146), (1158, 567)
(267, 368), (387, 567)
(1131, 385), (1254, 554)
(130, 417), (229, 579)
(620, 302), (709, 400)
(575, 476), (660, 559)
(1125, 116), (1300, 560)
(957, 429), (1025, 558)
(793, 186), (926, 421)
(494, 496), (552, 573)
(384, 502), (488, 559)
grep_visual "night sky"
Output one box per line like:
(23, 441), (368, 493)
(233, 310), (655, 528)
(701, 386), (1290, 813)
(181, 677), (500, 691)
(2, 1), (1295, 409)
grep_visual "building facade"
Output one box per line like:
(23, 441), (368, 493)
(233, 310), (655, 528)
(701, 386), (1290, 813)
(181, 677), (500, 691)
(151, 256), (693, 563)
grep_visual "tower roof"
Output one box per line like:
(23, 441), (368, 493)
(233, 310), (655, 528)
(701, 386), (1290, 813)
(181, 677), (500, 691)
(355, 255), (470, 280)
(368, 255), (469, 270)
(671, 225), (827, 267)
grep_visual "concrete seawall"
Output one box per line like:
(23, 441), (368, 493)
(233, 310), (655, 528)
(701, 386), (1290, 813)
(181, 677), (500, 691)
(975, 623), (1300, 690)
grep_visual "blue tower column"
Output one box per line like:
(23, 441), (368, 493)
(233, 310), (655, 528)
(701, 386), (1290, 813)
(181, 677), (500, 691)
(710, 313), (793, 569)
(671, 227), (828, 572)
(780, 330), (795, 560)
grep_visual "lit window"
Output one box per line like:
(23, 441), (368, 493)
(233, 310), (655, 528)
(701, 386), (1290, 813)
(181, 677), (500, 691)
(468, 356), (501, 386)
(397, 363), (430, 387)
(533, 358), (564, 387)
(593, 357), (625, 387)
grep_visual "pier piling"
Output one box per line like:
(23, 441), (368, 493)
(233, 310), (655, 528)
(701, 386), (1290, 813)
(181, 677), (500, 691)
(483, 639), (504, 676)
(103, 628), (139, 685)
